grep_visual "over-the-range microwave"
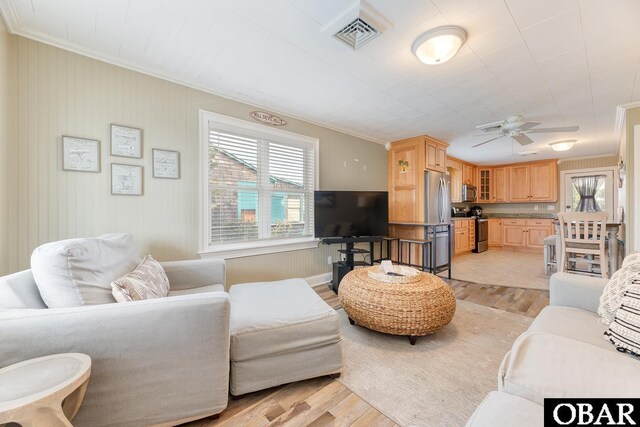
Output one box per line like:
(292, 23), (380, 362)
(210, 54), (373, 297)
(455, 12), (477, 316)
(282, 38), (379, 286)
(462, 184), (477, 202)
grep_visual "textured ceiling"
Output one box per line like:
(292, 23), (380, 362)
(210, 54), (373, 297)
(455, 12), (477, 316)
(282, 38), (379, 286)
(2, 0), (639, 164)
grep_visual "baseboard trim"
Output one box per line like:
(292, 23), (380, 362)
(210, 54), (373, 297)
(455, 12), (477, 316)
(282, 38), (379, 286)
(305, 272), (332, 287)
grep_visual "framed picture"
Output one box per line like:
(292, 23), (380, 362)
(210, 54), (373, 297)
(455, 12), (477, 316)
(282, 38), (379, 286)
(62, 136), (101, 172)
(111, 163), (143, 196)
(152, 149), (180, 179)
(110, 124), (142, 158)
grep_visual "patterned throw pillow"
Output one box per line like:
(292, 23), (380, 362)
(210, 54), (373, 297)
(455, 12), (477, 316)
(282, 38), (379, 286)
(599, 252), (640, 326)
(111, 255), (170, 302)
(604, 283), (640, 357)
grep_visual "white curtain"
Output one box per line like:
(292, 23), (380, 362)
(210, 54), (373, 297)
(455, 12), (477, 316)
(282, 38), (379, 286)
(571, 175), (605, 212)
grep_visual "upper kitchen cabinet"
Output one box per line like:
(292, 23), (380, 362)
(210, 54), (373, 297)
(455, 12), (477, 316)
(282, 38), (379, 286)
(478, 168), (491, 202)
(424, 136), (448, 173)
(492, 167), (508, 202)
(462, 164), (476, 186)
(507, 160), (558, 202)
(508, 164), (531, 202)
(529, 161), (557, 201)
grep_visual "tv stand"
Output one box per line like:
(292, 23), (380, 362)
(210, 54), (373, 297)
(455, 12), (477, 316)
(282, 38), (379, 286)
(322, 236), (383, 293)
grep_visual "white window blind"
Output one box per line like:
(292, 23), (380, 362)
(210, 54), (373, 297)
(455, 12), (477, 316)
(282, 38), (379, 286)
(208, 125), (315, 246)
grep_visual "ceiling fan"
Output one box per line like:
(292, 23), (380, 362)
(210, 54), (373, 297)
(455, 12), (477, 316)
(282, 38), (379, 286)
(472, 115), (579, 148)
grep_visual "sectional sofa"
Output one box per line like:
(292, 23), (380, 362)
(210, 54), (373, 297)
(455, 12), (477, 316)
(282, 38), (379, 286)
(467, 272), (639, 426)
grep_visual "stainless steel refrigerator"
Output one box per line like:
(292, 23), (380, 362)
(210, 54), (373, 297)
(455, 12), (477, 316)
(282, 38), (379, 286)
(424, 171), (452, 270)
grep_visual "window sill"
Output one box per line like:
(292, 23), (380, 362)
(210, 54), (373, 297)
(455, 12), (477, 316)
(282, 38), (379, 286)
(199, 237), (320, 259)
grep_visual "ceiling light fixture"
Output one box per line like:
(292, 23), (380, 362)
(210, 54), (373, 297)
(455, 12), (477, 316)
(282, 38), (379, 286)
(549, 139), (577, 152)
(412, 26), (467, 65)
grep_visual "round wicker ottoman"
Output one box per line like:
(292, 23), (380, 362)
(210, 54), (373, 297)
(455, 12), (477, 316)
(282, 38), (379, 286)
(338, 266), (456, 345)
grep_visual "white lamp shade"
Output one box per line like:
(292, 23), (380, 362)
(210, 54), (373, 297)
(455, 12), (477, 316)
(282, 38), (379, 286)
(412, 26), (467, 65)
(549, 139), (576, 151)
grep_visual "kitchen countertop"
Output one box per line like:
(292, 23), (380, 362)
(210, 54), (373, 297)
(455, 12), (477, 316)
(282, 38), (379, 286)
(482, 213), (557, 219)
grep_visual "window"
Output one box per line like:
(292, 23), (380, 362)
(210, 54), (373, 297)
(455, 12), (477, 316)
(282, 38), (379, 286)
(560, 167), (617, 220)
(200, 110), (318, 257)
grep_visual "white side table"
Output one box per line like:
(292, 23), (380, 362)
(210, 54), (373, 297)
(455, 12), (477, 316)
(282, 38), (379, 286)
(0, 353), (91, 427)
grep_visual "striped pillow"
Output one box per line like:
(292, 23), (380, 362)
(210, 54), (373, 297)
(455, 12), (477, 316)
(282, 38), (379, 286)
(111, 254), (170, 302)
(604, 281), (640, 357)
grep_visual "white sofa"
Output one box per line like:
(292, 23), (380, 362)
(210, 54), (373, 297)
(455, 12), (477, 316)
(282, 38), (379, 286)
(467, 272), (639, 427)
(0, 256), (231, 427)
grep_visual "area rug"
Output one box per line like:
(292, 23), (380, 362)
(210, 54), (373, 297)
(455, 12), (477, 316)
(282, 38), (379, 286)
(336, 300), (533, 426)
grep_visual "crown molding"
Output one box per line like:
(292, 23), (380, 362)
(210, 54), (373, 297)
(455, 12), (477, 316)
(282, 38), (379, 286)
(0, 1), (386, 146)
(614, 101), (640, 152)
(0, 0), (20, 31)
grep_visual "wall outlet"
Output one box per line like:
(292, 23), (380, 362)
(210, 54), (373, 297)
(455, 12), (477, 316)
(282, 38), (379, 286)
(327, 256), (332, 265)
(533, 205), (539, 211)
(547, 205), (555, 210)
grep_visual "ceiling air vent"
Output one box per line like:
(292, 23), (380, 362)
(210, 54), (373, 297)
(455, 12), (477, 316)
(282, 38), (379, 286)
(476, 121), (504, 133)
(517, 150), (541, 156)
(334, 17), (381, 50)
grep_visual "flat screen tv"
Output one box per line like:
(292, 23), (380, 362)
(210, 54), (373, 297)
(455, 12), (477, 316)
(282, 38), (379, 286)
(314, 191), (388, 238)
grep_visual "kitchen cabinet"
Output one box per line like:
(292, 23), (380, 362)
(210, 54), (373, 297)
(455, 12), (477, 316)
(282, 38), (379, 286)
(462, 164), (475, 185)
(500, 218), (554, 250)
(388, 138), (424, 223)
(446, 158), (462, 203)
(525, 219), (554, 248)
(488, 218), (502, 247)
(507, 160), (557, 202)
(492, 167), (508, 202)
(508, 165), (530, 202)
(478, 168), (491, 202)
(529, 162), (557, 202)
(425, 137), (447, 173)
(502, 219), (527, 247)
(453, 219), (475, 255)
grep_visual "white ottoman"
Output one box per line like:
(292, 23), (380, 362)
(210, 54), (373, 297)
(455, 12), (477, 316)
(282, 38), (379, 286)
(229, 279), (342, 395)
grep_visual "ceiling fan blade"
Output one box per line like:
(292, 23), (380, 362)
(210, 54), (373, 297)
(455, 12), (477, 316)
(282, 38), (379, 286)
(526, 126), (579, 133)
(472, 135), (505, 148)
(518, 121), (541, 131)
(512, 134), (535, 145)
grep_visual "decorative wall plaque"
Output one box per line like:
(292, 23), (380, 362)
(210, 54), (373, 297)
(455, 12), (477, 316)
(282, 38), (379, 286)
(250, 111), (287, 126)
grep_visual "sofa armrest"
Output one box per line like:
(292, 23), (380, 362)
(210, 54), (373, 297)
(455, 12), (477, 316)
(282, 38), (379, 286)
(550, 272), (607, 313)
(161, 259), (226, 291)
(0, 293), (230, 427)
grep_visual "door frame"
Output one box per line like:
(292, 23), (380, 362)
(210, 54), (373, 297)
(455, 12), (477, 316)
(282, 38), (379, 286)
(559, 166), (618, 220)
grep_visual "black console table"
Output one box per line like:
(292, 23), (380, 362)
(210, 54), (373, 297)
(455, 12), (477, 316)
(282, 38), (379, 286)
(322, 236), (384, 293)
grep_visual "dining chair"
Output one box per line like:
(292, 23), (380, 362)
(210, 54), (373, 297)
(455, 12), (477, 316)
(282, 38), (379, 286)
(557, 212), (609, 278)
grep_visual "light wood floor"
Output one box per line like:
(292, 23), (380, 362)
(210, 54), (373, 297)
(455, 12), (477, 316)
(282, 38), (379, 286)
(452, 248), (551, 291)
(181, 279), (548, 427)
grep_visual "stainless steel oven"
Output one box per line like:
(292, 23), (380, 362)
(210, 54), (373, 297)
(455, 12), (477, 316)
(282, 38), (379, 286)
(462, 184), (477, 202)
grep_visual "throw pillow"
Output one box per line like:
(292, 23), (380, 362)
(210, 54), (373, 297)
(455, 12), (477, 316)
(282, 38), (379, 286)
(111, 255), (170, 302)
(604, 283), (640, 357)
(599, 252), (640, 326)
(31, 233), (141, 307)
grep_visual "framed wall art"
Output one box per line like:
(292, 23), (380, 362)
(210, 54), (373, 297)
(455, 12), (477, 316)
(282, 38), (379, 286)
(111, 163), (143, 196)
(110, 124), (142, 158)
(152, 149), (180, 179)
(62, 136), (101, 172)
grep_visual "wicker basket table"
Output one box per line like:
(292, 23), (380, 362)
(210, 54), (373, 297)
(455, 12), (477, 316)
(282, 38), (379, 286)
(338, 266), (456, 345)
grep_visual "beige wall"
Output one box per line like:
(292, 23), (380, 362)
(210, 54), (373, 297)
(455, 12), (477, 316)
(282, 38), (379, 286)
(0, 19), (17, 277)
(0, 29), (388, 283)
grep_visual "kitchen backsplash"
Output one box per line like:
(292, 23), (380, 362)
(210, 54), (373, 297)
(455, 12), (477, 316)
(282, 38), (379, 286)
(452, 202), (558, 214)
